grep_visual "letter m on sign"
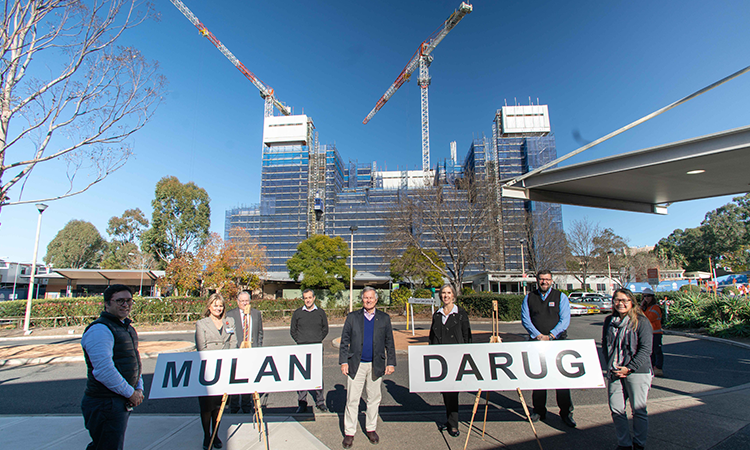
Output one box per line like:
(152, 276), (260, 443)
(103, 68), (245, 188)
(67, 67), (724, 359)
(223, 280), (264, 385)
(163, 361), (193, 388)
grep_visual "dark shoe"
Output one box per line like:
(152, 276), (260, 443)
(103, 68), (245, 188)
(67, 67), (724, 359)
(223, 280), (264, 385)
(447, 427), (460, 437)
(366, 430), (379, 444)
(633, 444), (644, 450)
(229, 408), (240, 414)
(342, 435), (354, 449)
(316, 403), (328, 412)
(562, 414), (577, 428)
(213, 437), (223, 449)
(529, 412), (544, 422)
(437, 422), (448, 431)
(295, 401), (308, 414)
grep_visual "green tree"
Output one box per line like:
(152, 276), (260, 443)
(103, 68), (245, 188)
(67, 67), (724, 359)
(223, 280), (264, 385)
(287, 235), (352, 293)
(44, 220), (105, 268)
(141, 176), (211, 266)
(390, 246), (445, 289)
(107, 208), (149, 244)
(100, 241), (138, 270)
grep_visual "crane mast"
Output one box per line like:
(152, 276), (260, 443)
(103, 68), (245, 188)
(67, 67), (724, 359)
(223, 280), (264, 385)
(169, 0), (291, 117)
(363, 2), (472, 171)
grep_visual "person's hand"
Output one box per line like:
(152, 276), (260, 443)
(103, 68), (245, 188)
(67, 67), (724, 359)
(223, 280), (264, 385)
(128, 389), (144, 407)
(536, 334), (550, 341)
(341, 363), (349, 376)
(385, 365), (395, 375)
(612, 366), (630, 378)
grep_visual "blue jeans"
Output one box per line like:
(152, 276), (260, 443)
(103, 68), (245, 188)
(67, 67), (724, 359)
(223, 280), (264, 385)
(608, 373), (652, 448)
(81, 395), (131, 450)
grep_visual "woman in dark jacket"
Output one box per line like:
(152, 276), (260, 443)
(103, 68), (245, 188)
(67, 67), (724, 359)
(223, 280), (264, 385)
(429, 283), (472, 437)
(602, 288), (653, 450)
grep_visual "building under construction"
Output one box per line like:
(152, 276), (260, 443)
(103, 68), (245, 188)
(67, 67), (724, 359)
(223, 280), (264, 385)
(225, 104), (564, 279)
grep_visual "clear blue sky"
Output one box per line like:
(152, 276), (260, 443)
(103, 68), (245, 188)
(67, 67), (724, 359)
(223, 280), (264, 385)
(2, 0), (749, 263)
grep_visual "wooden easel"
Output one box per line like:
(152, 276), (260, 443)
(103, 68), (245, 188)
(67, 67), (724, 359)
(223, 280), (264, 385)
(240, 306), (269, 449)
(208, 393), (229, 450)
(474, 301), (543, 449)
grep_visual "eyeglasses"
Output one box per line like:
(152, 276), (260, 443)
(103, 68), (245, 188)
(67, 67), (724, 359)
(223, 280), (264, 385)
(613, 299), (631, 304)
(112, 297), (134, 305)
(538, 278), (553, 282)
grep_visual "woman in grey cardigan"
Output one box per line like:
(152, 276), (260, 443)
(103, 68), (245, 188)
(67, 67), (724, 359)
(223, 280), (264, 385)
(602, 288), (653, 450)
(195, 293), (237, 450)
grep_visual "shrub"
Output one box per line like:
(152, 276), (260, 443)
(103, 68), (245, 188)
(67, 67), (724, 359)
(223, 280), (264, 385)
(413, 288), (433, 299)
(390, 287), (412, 307)
(458, 293), (524, 321)
(680, 284), (701, 293)
(722, 286), (740, 296)
(462, 286), (476, 295)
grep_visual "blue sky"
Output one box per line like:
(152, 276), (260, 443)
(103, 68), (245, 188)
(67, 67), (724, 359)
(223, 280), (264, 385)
(2, 0), (749, 263)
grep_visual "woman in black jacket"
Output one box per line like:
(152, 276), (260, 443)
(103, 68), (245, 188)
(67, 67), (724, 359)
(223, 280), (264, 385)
(429, 284), (472, 437)
(602, 288), (653, 450)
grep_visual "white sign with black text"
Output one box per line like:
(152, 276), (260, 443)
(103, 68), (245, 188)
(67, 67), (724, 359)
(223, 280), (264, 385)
(408, 340), (605, 392)
(149, 344), (322, 399)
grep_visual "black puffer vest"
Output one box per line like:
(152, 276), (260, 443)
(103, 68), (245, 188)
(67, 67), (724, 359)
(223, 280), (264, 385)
(83, 311), (142, 398)
(526, 289), (568, 339)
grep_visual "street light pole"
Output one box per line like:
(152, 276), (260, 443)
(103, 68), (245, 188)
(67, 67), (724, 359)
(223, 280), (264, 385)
(520, 239), (527, 296)
(607, 250), (614, 295)
(24, 203), (48, 335)
(349, 225), (358, 313)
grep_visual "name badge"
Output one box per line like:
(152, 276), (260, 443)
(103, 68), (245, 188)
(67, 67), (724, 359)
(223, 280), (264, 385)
(548, 302), (555, 307)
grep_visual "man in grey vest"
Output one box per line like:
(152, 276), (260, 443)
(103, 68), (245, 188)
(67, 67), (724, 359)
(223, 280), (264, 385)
(81, 284), (143, 450)
(521, 270), (576, 428)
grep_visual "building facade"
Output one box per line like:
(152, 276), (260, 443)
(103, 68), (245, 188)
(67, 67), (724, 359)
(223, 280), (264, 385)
(225, 105), (564, 278)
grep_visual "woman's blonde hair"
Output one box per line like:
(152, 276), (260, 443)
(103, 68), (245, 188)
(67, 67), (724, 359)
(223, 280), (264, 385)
(611, 288), (642, 329)
(202, 292), (226, 318)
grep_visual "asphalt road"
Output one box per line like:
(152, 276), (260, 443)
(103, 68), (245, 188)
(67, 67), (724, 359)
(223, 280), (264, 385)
(1, 314), (749, 416)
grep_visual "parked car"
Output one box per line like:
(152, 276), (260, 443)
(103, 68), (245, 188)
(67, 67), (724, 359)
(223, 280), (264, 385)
(568, 292), (603, 301)
(570, 302), (600, 315)
(577, 295), (613, 313)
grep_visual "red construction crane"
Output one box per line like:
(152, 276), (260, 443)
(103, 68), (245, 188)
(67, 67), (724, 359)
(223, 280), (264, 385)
(169, 0), (290, 117)
(362, 2), (472, 171)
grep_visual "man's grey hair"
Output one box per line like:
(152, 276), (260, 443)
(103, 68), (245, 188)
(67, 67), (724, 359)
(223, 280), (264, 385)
(238, 291), (251, 300)
(361, 286), (378, 299)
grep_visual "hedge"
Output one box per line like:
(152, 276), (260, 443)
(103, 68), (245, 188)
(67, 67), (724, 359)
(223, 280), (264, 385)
(665, 292), (750, 338)
(0, 296), (396, 327)
(458, 293), (524, 321)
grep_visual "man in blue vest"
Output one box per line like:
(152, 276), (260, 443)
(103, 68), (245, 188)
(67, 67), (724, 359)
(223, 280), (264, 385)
(81, 284), (144, 450)
(521, 270), (576, 428)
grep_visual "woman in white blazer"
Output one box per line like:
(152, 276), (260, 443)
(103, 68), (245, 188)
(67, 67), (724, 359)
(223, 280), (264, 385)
(195, 293), (237, 450)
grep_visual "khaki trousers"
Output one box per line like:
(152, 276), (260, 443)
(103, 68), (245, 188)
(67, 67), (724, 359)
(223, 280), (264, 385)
(344, 362), (382, 436)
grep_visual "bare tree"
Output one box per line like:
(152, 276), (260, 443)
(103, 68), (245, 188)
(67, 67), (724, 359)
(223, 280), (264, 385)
(0, 0), (165, 213)
(523, 205), (567, 274)
(565, 217), (602, 290)
(386, 182), (492, 293)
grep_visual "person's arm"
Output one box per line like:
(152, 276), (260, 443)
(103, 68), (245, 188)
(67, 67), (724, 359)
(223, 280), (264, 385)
(461, 309), (472, 343)
(195, 320), (207, 351)
(320, 309), (329, 341)
(256, 310), (264, 347)
(550, 293), (571, 338)
(521, 294), (542, 339)
(290, 310), (300, 344)
(601, 316), (611, 361)
(625, 317), (653, 373)
(428, 313), (438, 345)
(81, 324), (137, 399)
(339, 314), (352, 375)
(227, 317), (238, 348)
(384, 315), (396, 374)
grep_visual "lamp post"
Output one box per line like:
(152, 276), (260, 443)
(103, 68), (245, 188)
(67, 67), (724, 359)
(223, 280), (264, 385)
(520, 239), (527, 295)
(606, 250), (616, 294)
(349, 225), (358, 313)
(24, 203), (48, 335)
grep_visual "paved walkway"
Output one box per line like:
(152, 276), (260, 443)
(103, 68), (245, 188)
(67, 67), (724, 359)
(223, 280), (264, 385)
(2, 326), (750, 449)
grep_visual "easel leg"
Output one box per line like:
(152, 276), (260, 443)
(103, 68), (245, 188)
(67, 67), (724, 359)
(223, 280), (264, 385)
(517, 388), (543, 450)
(463, 389), (482, 450)
(253, 392), (270, 450)
(209, 393), (229, 450)
(481, 390), (490, 439)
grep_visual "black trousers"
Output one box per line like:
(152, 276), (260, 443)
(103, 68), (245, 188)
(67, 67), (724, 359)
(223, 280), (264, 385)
(442, 392), (460, 429)
(81, 394), (131, 450)
(229, 394), (254, 413)
(532, 389), (573, 418)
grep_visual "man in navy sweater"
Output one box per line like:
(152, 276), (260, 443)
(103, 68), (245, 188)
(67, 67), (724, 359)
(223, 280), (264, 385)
(339, 287), (396, 448)
(290, 289), (329, 413)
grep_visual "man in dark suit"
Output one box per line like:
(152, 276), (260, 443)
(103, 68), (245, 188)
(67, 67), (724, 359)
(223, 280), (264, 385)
(226, 290), (263, 414)
(339, 287), (396, 449)
(521, 269), (576, 428)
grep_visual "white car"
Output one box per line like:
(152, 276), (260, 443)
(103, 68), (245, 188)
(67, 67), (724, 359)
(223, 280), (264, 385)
(577, 295), (613, 313)
(570, 302), (600, 316)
